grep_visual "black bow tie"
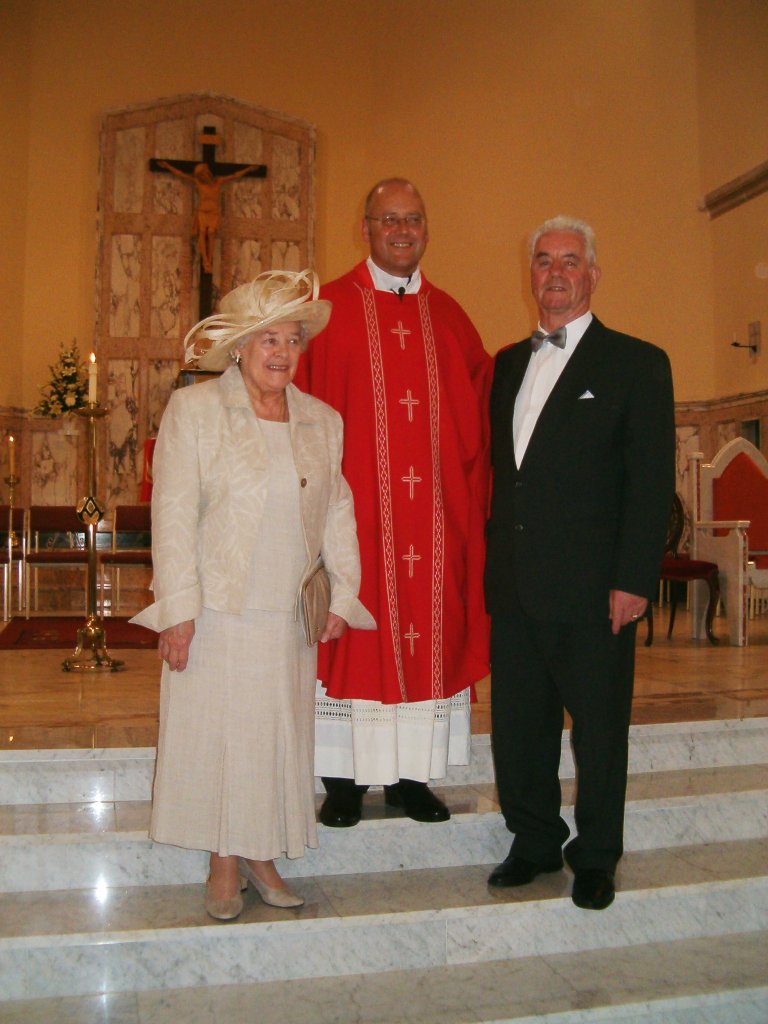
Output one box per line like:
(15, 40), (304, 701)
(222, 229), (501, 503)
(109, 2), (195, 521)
(531, 327), (567, 352)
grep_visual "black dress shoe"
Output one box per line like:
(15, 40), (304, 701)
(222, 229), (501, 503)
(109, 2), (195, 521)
(571, 868), (615, 910)
(318, 778), (366, 828)
(383, 779), (450, 822)
(488, 852), (564, 888)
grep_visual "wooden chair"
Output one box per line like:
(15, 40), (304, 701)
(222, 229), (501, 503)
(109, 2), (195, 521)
(24, 505), (89, 617)
(690, 438), (768, 646)
(1, 506), (25, 621)
(98, 504), (152, 616)
(643, 493), (720, 646)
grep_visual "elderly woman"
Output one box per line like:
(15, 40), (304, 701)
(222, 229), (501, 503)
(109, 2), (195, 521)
(132, 270), (374, 920)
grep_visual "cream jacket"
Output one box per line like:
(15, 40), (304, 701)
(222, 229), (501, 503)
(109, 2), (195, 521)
(132, 366), (375, 634)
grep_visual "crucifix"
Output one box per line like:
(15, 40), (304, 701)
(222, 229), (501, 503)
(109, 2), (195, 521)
(149, 126), (267, 319)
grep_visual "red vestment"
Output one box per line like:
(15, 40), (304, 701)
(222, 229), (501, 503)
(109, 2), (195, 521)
(295, 262), (491, 704)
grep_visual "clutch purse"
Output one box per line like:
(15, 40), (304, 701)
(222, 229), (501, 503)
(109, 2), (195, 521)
(300, 559), (331, 647)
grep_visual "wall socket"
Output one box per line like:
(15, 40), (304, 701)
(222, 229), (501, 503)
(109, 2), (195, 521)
(748, 321), (761, 356)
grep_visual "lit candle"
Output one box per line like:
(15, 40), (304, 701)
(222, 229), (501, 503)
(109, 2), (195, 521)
(88, 352), (98, 404)
(7, 434), (15, 477)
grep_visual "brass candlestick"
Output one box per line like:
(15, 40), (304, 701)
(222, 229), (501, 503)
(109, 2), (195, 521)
(63, 403), (124, 672)
(4, 473), (20, 617)
(4, 473), (19, 546)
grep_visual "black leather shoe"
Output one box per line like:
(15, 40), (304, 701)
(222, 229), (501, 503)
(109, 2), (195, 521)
(571, 868), (615, 910)
(383, 779), (450, 822)
(488, 852), (564, 888)
(318, 779), (365, 828)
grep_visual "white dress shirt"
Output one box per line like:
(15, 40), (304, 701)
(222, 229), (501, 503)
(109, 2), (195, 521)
(513, 311), (593, 466)
(366, 257), (422, 294)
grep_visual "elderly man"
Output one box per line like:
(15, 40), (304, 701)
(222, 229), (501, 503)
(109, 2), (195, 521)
(485, 216), (675, 909)
(295, 178), (490, 827)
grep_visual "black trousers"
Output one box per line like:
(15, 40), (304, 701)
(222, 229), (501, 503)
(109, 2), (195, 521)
(490, 599), (636, 873)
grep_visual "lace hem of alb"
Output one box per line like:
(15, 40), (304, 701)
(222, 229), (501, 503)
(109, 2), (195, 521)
(315, 689), (468, 724)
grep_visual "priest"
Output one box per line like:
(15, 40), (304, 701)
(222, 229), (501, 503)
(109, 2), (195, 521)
(295, 178), (491, 826)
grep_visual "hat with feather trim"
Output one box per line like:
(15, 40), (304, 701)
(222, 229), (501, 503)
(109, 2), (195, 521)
(183, 269), (331, 372)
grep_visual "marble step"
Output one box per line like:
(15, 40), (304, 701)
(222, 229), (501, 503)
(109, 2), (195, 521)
(0, 839), (765, 1003)
(1, 765), (766, 893)
(1, 931), (766, 1023)
(1, 717), (766, 806)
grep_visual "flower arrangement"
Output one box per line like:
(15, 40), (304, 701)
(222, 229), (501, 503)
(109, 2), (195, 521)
(34, 340), (88, 417)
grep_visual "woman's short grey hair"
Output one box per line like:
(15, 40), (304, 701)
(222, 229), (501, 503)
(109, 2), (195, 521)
(529, 216), (597, 265)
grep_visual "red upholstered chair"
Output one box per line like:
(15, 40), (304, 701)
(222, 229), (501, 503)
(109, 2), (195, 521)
(644, 493), (720, 646)
(1, 506), (25, 621)
(98, 504), (152, 615)
(24, 505), (89, 617)
(690, 438), (768, 646)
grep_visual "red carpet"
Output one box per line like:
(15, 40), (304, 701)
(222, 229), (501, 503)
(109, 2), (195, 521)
(0, 617), (157, 650)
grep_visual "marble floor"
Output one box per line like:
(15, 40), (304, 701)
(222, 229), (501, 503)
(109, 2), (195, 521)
(0, 588), (766, 1023)
(0, 607), (766, 750)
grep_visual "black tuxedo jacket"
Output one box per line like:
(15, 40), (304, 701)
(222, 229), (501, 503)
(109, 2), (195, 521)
(485, 316), (675, 623)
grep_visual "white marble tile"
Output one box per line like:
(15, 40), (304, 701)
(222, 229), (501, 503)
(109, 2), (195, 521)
(0, 834), (212, 893)
(626, 718), (768, 773)
(1, 720), (765, 808)
(0, 801), (118, 837)
(0, 916), (448, 1001)
(0, 749), (156, 806)
(623, 789), (768, 849)
(292, 813), (511, 879)
(0, 991), (139, 1024)
(315, 863), (502, 917)
(1, 850), (765, 1003)
(512, 990), (768, 1024)
(0, 878), (334, 941)
(539, 933), (768, 1020)
(625, 763), (767, 800)
(7, 932), (759, 1024)
(134, 955), (574, 1024)
(445, 878), (768, 964)
(2, 778), (765, 892)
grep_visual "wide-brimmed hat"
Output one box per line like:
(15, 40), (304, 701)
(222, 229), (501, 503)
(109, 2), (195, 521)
(183, 269), (331, 371)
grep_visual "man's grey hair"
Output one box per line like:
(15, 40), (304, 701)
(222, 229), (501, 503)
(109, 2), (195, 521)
(528, 216), (597, 265)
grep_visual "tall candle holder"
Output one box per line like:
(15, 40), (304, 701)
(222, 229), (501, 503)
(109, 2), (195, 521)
(4, 472), (20, 618)
(4, 472), (19, 545)
(63, 402), (124, 672)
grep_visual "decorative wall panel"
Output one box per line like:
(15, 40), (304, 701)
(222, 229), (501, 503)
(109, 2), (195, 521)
(95, 93), (316, 501)
(30, 432), (79, 505)
(106, 358), (140, 504)
(147, 361), (179, 436)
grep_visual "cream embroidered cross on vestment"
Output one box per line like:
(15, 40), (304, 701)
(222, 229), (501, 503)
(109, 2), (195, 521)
(399, 389), (420, 421)
(402, 544), (422, 578)
(402, 466), (422, 500)
(391, 321), (412, 349)
(405, 622), (421, 655)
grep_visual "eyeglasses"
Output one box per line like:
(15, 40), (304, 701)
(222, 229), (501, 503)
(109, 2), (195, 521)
(365, 213), (426, 229)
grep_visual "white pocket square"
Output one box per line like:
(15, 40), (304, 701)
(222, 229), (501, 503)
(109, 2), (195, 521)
(578, 390), (595, 399)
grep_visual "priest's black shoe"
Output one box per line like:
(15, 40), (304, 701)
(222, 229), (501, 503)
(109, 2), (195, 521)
(571, 868), (615, 910)
(383, 779), (450, 822)
(318, 778), (366, 828)
(487, 852), (564, 888)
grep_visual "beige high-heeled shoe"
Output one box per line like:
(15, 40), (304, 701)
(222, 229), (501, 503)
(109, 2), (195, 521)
(239, 858), (304, 908)
(205, 874), (248, 921)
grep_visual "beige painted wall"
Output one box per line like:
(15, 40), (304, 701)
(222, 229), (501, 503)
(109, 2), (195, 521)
(2, 0), (766, 411)
(695, 0), (768, 398)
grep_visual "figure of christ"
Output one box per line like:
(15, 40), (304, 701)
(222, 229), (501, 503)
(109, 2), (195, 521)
(157, 161), (259, 273)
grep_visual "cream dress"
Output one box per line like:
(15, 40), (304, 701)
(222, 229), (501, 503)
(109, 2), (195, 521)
(149, 418), (318, 861)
